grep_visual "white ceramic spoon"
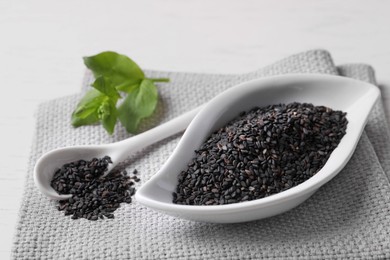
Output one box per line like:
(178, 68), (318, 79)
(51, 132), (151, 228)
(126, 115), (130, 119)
(135, 74), (380, 223)
(34, 107), (202, 200)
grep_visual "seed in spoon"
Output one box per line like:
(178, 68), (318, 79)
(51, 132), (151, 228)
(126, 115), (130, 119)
(172, 102), (348, 205)
(51, 156), (138, 220)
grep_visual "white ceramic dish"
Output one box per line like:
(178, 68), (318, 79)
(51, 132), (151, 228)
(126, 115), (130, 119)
(135, 74), (380, 223)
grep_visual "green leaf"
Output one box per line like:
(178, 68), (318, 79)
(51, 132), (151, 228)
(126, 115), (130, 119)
(98, 100), (117, 134)
(71, 89), (106, 127)
(72, 112), (100, 127)
(118, 79), (158, 133)
(83, 51), (144, 90)
(115, 82), (140, 93)
(91, 76), (120, 99)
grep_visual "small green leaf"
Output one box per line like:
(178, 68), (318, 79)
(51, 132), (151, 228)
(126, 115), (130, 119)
(118, 79), (158, 133)
(98, 100), (117, 134)
(71, 89), (106, 127)
(92, 76), (120, 99)
(115, 82), (140, 93)
(72, 112), (100, 127)
(83, 51), (144, 90)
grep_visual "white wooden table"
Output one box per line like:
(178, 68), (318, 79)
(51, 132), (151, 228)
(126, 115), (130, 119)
(1, 0), (390, 258)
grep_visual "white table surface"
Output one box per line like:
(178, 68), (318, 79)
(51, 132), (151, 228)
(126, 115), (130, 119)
(1, 0), (390, 258)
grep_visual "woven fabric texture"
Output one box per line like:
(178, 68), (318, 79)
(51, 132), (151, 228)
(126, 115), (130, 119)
(11, 50), (390, 259)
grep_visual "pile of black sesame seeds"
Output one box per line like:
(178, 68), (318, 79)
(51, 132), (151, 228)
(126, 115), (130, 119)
(51, 156), (140, 220)
(173, 102), (348, 205)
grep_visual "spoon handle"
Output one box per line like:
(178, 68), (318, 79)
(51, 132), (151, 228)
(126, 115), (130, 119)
(109, 106), (203, 164)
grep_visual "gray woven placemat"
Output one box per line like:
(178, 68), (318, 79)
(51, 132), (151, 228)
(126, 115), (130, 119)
(11, 50), (390, 259)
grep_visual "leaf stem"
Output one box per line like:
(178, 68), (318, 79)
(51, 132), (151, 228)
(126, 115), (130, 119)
(148, 77), (170, 83)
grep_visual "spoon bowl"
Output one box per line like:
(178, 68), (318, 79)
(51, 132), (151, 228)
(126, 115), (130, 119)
(34, 145), (112, 200)
(135, 74), (380, 223)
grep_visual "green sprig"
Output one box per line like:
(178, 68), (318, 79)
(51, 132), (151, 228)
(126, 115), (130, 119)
(71, 51), (169, 134)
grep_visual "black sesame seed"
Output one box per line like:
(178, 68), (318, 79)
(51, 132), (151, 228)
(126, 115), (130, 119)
(173, 102), (348, 206)
(50, 156), (140, 221)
